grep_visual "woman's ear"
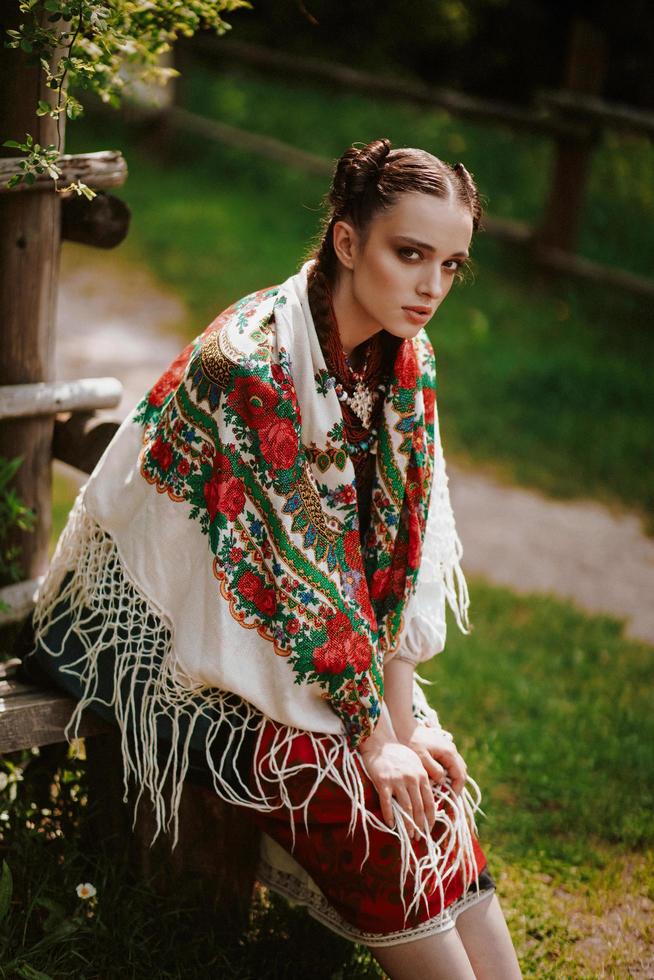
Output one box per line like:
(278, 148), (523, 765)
(332, 219), (359, 271)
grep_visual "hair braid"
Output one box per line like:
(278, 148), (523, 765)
(451, 161), (484, 232)
(302, 137), (484, 540)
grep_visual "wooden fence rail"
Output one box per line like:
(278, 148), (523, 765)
(171, 21), (652, 301)
(0, 150), (128, 194)
(185, 36), (654, 143)
(0, 377), (123, 421)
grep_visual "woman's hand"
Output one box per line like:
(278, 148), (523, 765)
(396, 723), (468, 796)
(359, 736), (440, 840)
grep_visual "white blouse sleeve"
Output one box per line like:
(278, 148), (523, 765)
(385, 399), (471, 667)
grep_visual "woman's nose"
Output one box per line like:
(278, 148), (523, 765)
(419, 268), (444, 300)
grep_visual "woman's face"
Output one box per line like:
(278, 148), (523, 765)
(333, 191), (474, 346)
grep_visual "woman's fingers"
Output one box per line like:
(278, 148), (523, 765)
(419, 776), (438, 831)
(379, 784), (394, 829)
(395, 784), (418, 839)
(421, 753), (446, 785)
(405, 780), (427, 840)
(449, 751), (468, 795)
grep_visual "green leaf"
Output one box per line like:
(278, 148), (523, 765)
(20, 38), (33, 53)
(0, 860), (13, 923)
(2, 139), (24, 149)
(36, 99), (51, 115)
(23, 172), (36, 186)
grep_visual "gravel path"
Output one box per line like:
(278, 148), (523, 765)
(55, 245), (654, 646)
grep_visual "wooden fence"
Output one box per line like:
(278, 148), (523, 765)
(170, 18), (654, 301)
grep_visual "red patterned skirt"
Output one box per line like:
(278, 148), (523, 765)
(248, 718), (494, 947)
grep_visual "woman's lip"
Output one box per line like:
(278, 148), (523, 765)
(403, 307), (432, 323)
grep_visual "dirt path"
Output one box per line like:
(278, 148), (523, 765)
(55, 244), (654, 647)
(450, 463), (654, 646)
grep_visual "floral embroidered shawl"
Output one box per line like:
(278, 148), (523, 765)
(30, 260), (477, 913)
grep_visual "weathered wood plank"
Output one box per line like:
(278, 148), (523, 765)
(538, 88), (654, 140)
(535, 18), (607, 253)
(0, 658), (112, 752)
(0, 692), (112, 753)
(170, 106), (332, 178)
(0, 151), (128, 194)
(0, 377), (123, 420)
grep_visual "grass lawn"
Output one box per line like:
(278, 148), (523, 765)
(1, 573), (651, 977)
(64, 62), (654, 530)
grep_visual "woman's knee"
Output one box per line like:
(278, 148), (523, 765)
(367, 926), (477, 980)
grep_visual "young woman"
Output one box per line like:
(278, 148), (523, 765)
(23, 138), (522, 978)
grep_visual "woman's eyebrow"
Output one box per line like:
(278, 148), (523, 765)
(393, 235), (470, 258)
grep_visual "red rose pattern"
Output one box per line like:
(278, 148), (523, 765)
(423, 385), (435, 426)
(407, 508), (422, 570)
(203, 452), (245, 522)
(394, 342), (419, 390)
(227, 375), (279, 428)
(259, 418), (299, 470)
(312, 611), (372, 675)
(147, 342), (196, 407)
(150, 436), (173, 471)
(238, 570), (277, 617)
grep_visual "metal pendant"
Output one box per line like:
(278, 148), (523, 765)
(346, 380), (375, 429)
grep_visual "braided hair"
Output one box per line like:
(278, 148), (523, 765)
(305, 137), (483, 286)
(305, 138), (484, 542)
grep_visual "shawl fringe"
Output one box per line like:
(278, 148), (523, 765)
(32, 487), (482, 925)
(431, 400), (472, 637)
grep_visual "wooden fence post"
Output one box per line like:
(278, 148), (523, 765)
(534, 17), (608, 255)
(0, 5), (65, 588)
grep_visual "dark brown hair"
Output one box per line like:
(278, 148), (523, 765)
(305, 137), (484, 285)
(304, 139), (484, 538)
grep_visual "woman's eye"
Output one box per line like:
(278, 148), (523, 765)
(398, 247), (421, 261)
(444, 259), (464, 273)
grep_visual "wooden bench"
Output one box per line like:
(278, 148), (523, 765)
(0, 656), (111, 753)
(0, 648), (261, 928)
(0, 408), (261, 931)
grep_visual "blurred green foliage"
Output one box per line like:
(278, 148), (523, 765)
(65, 64), (654, 526)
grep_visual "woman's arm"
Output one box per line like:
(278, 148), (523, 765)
(384, 657), (468, 795)
(383, 657), (422, 741)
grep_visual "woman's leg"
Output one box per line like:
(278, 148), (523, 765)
(367, 926), (477, 980)
(454, 893), (522, 979)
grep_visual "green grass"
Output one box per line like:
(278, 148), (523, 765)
(64, 64), (654, 528)
(1, 577), (652, 977)
(421, 580), (654, 861)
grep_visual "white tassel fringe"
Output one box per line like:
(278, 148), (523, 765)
(32, 489), (483, 926)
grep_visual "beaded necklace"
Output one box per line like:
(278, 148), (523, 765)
(322, 284), (387, 457)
